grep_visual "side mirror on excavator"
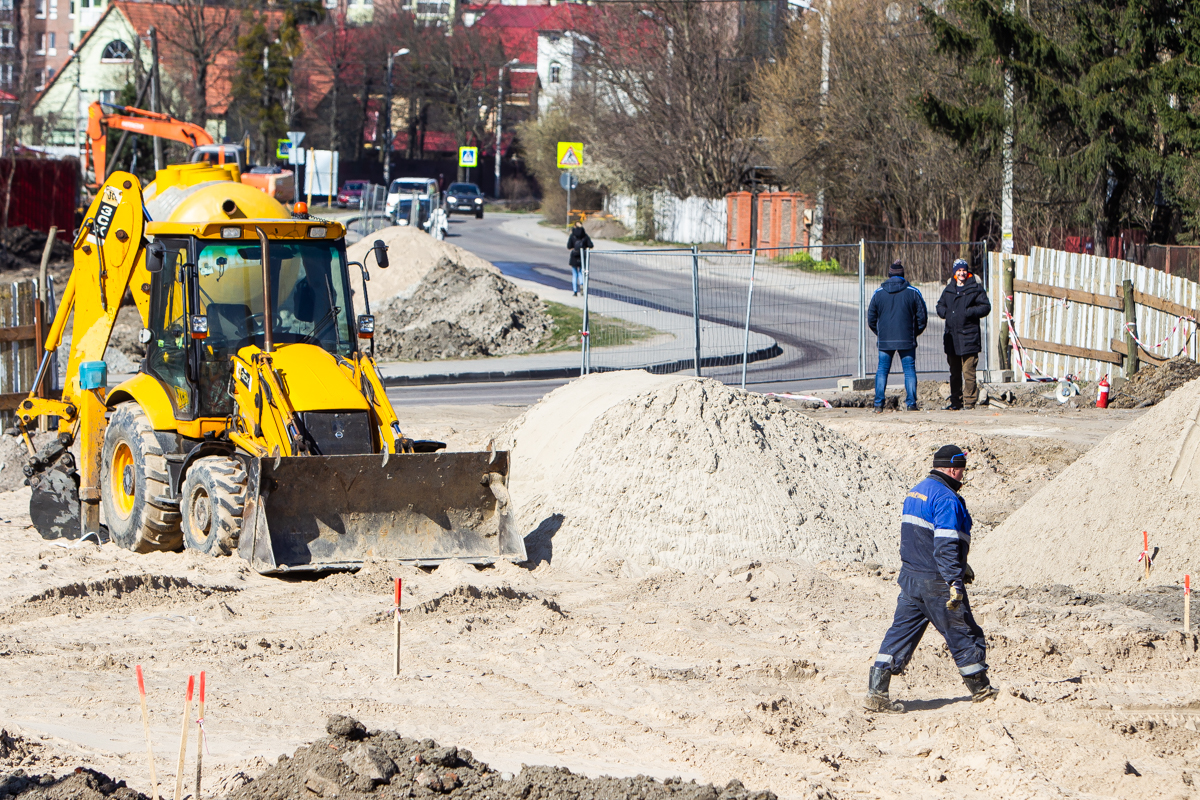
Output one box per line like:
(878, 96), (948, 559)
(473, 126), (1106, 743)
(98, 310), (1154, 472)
(145, 241), (178, 274)
(372, 240), (389, 269)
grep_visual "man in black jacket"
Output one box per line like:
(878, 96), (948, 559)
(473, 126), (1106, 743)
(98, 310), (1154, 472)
(567, 224), (593, 296)
(936, 259), (992, 410)
(867, 261), (928, 411)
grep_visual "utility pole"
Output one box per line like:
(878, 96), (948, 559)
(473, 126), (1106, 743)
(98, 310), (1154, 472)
(494, 58), (517, 199)
(1001, 0), (1014, 257)
(382, 47), (410, 188)
(800, 0), (831, 261)
(149, 27), (163, 171)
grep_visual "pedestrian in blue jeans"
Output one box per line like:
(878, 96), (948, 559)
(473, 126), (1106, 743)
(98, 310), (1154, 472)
(867, 261), (928, 411)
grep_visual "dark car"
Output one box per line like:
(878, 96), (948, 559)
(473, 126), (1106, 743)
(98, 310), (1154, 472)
(445, 182), (484, 218)
(336, 180), (368, 209)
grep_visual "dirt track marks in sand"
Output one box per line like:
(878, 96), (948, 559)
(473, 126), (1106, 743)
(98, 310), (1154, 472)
(0, 575), (240, 625)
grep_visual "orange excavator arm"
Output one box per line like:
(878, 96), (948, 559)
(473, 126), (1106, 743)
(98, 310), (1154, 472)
(85, 101), (214, 185)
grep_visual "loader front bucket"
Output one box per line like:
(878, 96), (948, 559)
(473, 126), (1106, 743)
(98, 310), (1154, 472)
(236, 450), (525, 574)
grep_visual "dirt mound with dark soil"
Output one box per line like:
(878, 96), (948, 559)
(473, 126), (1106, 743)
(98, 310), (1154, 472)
(373, 257), (551, 361)
(0, 767), (144, 799)
(0, 227), (70, 271)
(228, 715), (778, 800)
(1110, 356), (1200, 408)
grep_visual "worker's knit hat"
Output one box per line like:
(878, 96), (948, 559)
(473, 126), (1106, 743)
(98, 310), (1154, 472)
(888, 260), (905, 277)
(932, 445), (967, 468)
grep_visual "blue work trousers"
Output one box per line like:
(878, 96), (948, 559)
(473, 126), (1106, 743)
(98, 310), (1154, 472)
(874, 571), (987, 677)
(875, 348), (917, 408)
(571, 267), (582, 294)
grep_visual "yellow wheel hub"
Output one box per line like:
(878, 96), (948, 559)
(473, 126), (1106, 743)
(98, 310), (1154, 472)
(111, 442), (136, 519)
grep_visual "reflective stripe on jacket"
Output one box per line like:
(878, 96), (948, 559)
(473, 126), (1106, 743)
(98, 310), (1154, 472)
(899, 472), (972, 585)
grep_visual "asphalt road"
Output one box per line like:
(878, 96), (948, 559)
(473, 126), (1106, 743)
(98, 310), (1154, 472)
(446, 214), (950, 388)
(386, 379), (569, 407)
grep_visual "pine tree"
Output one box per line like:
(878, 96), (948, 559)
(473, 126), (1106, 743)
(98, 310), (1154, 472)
(919, 0), (1185, 252)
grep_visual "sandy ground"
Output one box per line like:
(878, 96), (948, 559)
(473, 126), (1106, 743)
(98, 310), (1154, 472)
(2, 401), (1199, 800)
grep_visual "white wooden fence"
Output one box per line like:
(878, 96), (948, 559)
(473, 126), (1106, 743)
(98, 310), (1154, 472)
(603, 192), (727, 245)
(986, 246), (1200, 380)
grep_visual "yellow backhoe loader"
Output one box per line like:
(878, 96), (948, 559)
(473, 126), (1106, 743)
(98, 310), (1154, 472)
(16, 164), (524, 573)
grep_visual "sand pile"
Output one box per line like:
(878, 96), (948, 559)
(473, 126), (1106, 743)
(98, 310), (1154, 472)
(225, 715), (776, 800)
(373, 257), (551, 361)
(1110, 356), (1200, 408)
(347, 225), (497, 304)
(499, 371), (909, 573)
(973, 375), (1200, 591)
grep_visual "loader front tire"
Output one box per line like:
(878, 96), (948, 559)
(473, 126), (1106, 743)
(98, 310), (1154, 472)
(181, 456), (247, 556)
(101, 403), (182, 552)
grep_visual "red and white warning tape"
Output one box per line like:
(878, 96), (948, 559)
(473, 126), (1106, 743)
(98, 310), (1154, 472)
(1123, 316), (1197, 358)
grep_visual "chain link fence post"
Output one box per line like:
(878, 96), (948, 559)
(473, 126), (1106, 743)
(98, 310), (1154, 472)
(858, 238), (866, 378)
(581, 247), (590, 376)
(741, 248), (757, 390)
(691, 245), (702, 377)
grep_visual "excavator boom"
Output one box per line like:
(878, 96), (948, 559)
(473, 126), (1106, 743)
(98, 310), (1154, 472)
(85, 102), (213, 187)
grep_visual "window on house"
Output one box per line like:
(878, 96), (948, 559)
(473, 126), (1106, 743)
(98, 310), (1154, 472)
(36, 33), (45, 54)
(0, 28), (12, 47)
(0, 0), (11, 11)
(1, 64), (11, 85)
(36, 0), (45, 17)
(69, 0), (74, 17)
(49, 0), (57, 18)
(100, 40), (133, 61)
(549, 63), (561, 84)
(98, 89), (117, 104)
(47, 32), (55, 54)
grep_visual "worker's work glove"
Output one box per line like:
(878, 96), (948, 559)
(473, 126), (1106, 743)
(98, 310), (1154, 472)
(946, 584), (964, 611)
(963, 563), (975, 584)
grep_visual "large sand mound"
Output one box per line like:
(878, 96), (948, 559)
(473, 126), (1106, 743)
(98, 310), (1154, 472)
(499, 372), (909, 573)
(347, 225), (497, 304)
(973, 377), (1200, 591)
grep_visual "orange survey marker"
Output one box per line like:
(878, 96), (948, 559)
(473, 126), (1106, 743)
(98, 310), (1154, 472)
(1186, 575), (1192, 634)
(394, 578), (403, 676)
(135, 666), (159, 800)
(194, 672), (206, 798)
(1138, 531), (1152, 580)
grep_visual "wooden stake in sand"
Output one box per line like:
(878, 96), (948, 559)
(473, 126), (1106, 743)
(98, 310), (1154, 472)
(135, 666), (160, 800)
(1141, 531), (1151, 581)
(194, 671), (205, 798)
(1180, 573), (1190, 633)
(394, 578), (402, 676)
(174, 675), (194, 800)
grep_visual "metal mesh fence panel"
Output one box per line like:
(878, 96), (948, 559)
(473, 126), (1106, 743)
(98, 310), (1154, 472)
(583, 248), (706, 374)
(581, 241), (990, 384)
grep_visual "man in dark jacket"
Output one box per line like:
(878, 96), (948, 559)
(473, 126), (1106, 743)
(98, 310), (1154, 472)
(867, 261), (928, 411)
(864, 445), (999, 713)
(936, 259), (992, 410)
(567, 224), (593, 296)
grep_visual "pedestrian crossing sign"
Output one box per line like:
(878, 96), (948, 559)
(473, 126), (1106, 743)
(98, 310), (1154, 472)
(458, 147), (479, 168)
(556, 142), (583, 169)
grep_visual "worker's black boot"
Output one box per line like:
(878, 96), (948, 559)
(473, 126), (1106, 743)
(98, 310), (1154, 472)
(864, 666), (904, 713)
(963, 671), (1000, 703)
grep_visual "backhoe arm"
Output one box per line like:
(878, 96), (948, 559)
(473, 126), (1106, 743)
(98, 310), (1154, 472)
(85, 102), (214, 185)
(19, 171), (149, 429)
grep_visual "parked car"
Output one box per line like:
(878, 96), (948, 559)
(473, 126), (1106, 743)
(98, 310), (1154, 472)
(386, 177), (439, 217)
(445, 182), (485, 218)
(336, 180), (368, 209)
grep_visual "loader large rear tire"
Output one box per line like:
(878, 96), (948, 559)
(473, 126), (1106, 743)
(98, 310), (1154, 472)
(101, 403), (182, 552)
(181, 456), (247, 556)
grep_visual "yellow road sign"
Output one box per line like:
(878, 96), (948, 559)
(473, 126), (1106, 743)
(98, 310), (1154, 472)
(556, 142), (583, 169)
(458, 147), (479, 168)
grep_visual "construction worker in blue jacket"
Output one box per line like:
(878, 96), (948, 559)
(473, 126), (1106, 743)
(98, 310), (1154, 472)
(865, 444), (999, 712)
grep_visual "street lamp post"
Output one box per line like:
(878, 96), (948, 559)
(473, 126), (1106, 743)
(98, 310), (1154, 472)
(383, 47), (411, 188)
(494, 58), (518, 199)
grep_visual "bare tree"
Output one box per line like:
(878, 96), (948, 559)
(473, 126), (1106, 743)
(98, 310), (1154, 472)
(574, 1), (760, 199)
(156, 0), (240, 125)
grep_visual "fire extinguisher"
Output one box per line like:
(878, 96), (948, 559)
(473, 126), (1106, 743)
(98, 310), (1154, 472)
(1097, 375), (1110, 408)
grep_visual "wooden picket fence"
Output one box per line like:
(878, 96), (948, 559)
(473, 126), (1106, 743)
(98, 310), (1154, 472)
(986, 246), (1200, 381)
(0, 279), (51, 417)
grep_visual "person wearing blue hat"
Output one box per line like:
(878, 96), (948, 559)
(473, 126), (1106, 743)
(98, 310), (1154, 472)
(936, 259), (991, 410)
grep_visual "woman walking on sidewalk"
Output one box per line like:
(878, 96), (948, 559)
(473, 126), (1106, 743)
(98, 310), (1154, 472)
(567, 224), (593, 296)
(936, 259), (991, 410)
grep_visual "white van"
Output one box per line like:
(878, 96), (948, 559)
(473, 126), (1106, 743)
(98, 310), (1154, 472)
(386, 177), (439, 217)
